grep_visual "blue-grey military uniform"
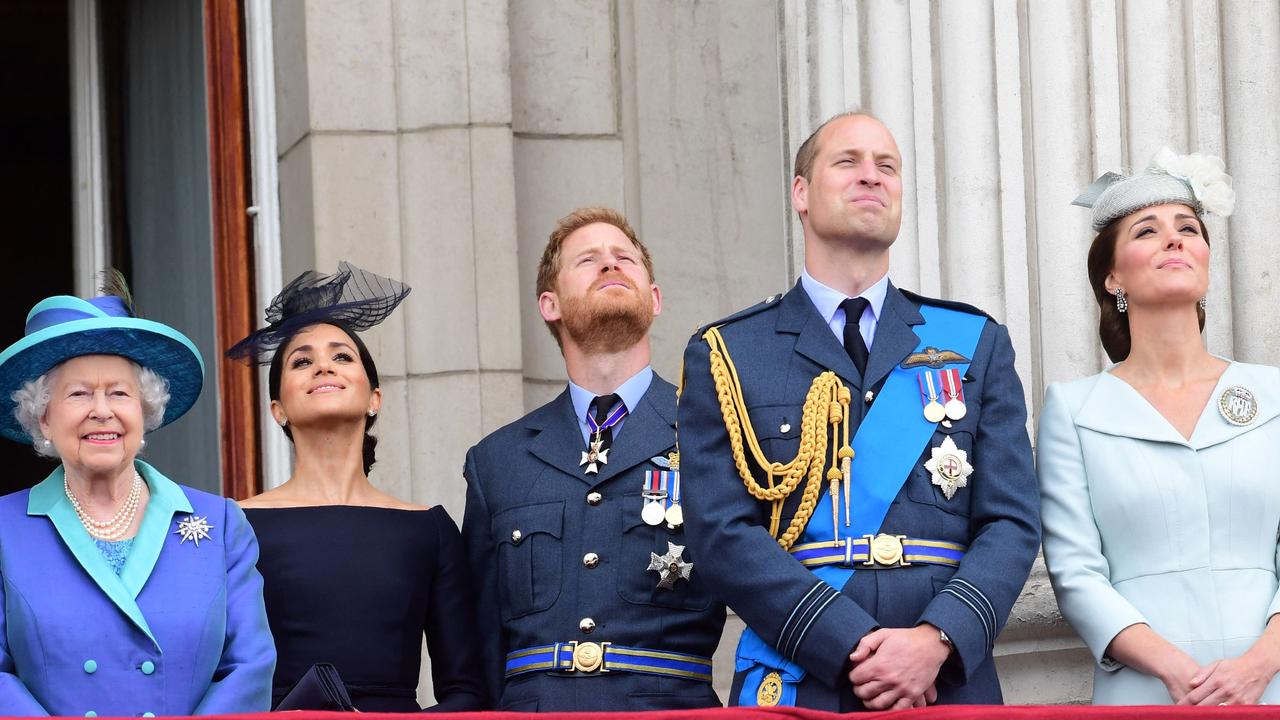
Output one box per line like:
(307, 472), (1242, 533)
(677, 281), (1040, 710)
(462, 373), (727, 712)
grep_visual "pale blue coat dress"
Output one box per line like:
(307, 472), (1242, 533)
(1038, 362), (1280, 704)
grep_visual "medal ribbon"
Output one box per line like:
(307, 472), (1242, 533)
(941, 368), (964, 403)
(587, 401), (628, 436)
(917, 370), (941, 407)
(645, 471), (663, 497)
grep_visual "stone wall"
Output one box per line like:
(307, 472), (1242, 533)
(268, 0), (1280, 706)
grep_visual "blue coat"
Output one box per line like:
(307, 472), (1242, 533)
(462, 375), (726, 712)
(1039, 363), (1280, 704)
(677, 282), (1040, 709)
(0, 461), (275, 716)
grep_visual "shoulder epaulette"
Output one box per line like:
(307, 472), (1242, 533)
(899, 288), (995, 323)
(690, 292), (784, 339)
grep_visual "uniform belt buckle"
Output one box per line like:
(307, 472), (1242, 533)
(862, 533), (910, 568)
(560, 641), (611, 675)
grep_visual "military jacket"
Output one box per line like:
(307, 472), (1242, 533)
(677, 281), (1040, 709)
(462, 374), (727, 711)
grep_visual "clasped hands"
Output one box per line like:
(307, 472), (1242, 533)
(1163, 650), (1276, 706)
(847, 624), (950, 710)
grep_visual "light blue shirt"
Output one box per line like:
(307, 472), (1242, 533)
(568, 366), (654, 445)
(800, 269), (889, 350)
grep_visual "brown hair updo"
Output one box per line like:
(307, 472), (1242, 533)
(1086, 213), (1208, 363)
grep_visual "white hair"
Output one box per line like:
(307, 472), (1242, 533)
(11, 360), (170, 457)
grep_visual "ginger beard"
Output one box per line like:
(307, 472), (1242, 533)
(557, 272), (655, 354)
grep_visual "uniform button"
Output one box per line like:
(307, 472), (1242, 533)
(586, 491), (602, 506)
(140, 660), (155, 675)
(579, 617), (596, 633)
(83, 659), (97, 674)
(583, 552), (599, 569)
(510, 529), (522, 544)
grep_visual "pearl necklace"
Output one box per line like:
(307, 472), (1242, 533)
(64, 470), (144, 541)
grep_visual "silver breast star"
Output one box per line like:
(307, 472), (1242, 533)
(647, 541), (694, 590)
(924, 436), (974, 500)
(579, 438), (609, 474)
(174, 515), (215, 547)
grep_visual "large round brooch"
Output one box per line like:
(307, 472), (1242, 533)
(1218, 385), (1258, 426)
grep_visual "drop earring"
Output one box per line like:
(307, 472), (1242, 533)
(1114, 288), (1127, 313)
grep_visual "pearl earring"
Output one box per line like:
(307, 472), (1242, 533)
(139, 438), (147, 449)
(40, 438), (51, 449)
(1114, 288), (1127, 313)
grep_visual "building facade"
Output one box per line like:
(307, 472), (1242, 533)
(9, 0), (1279, 707)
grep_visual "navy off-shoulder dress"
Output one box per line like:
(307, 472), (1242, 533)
(246, 505), (487, 712)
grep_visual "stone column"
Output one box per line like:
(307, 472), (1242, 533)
(272, 0), (521, 705)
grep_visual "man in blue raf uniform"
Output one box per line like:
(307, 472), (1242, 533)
(462, 207), (726, 711)
(678, 113), (1039, 710)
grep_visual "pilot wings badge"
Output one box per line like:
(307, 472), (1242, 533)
(902, 346), (971, 369)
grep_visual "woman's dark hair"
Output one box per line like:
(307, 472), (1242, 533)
(268, 321), (380, 475)
(1087, 214), (1209, 363)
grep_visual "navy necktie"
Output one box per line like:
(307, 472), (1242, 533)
(589, 393), (622, 452)
(840, 297), (870, 377)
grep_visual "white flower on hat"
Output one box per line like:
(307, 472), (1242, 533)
(1150, 147), (1236, 218)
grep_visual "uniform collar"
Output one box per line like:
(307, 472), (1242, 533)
(800, 268), (889, 327)
(568, 365), (654, 424)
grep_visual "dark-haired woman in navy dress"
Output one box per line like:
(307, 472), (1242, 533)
(229, 263), (486, 712)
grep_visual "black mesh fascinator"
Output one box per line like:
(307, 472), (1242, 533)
(227, 261), (411, 364)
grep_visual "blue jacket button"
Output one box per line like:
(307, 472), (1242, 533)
(140, 660), (155, 675)
(83, 660), (97, 674)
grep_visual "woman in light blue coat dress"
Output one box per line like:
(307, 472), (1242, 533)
(0, 278), (275, 716)
(1039, 149), (1280, 705)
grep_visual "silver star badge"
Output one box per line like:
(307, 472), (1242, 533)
(647, 541), (694, 590)
(579, 438), (609, 474)
(174, 515), (215, 547)
(924, 436), (973, 500)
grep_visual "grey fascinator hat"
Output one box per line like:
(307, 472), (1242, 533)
(1072, 147), (1236, 231)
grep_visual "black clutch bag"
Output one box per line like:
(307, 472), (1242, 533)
(273, 663), (357, 712)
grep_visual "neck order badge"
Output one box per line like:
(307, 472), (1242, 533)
(581, 400), (627, 474)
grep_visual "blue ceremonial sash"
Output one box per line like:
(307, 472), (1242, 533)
(737, 304), (986, 706)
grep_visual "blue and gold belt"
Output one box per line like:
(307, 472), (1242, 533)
(505, 641), (712, 683)
(789, 533), (966, 569)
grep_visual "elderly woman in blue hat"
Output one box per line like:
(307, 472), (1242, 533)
(0, 280), (275, 716)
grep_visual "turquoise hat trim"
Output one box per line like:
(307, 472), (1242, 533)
(0, 296), (205, 444)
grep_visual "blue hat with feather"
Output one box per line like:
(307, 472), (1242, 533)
(0, 287), (205, 443)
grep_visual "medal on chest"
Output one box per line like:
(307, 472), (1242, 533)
(580, 401), (627, 474)
(924, 435), (973, 500)
(918, 371), (946, 423)
(647, 541), (694, 590)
